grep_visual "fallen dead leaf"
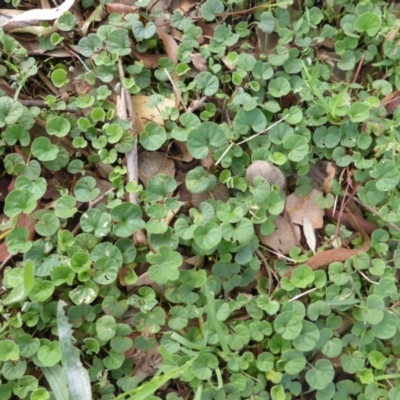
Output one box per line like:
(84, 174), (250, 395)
(191, 53), (208, 72)
(191, 182), (230, 207)
(179, 0), (198, 13)
(0, 0), (75, 25)
(138, 151), (175, 186)
(303, 216), (316, 254)
(246, 160), (287, 192)
(132, 96), (176, 132)
(257, 215), (300, 255)
(286, 189), (325, 229)
(172, 140), (194, 163)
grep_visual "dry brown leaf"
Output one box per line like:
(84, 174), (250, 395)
(0, 0), (74, 25)
(130, 42), (163, 69)
(201, 151), (214, 171)
(133, 346), (163, 383)
(0, 206), (36, 262)
(303, 216), (316, 254)
(138, 151), (175, 186)
(286, 189), (324, 229)
(190, 182), (230, 207)
(81, 4), (104, 36)
(173, 140), (193, 162)
(105, 3), (137, 14)
(257, 216), (300, 255)
(179, 0), (198, 13)
(323, 162), (336, 194)
(191, 53), (208, 72)
(246, 160), (287, 192)
(132, 96), (175, 132)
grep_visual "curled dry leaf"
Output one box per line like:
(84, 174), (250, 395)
(132, 96), (175, 132)
(303, 216), (316, 254)
(286, 189), (324, 229)
(138, 151), (175, 186)
(246, 160), (287, 192)
(257, 215), (300, 255)
(179, 0), (198, 13)
(0, 0), (75, 25)
(191, 53), (208, 72)
(133, 346), (163, 383)
(190, 182), (230, 207)
(173, 140), (193, 162)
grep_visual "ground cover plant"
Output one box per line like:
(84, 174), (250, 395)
(1, 0), (400, 399)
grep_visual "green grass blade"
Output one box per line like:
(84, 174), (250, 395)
(57, 300), (92, 400)
(41, 364), (69, 400)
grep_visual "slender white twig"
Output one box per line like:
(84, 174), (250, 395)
(215, 114), (289, 165)
(163, 68), (187, 112)
(289, 287), (318, 302)
(118, 59), (139, 206)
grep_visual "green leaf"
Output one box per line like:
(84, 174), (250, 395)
(258, 12), (275, 33)
(35, 213), (60, 237)
(348, 102), (370, 123)
(146, 174), (177, 202)
(132, 21), (157, 40)
(1, 360), (27, 380)
(37, 341), (62, 367)
(146, 246), (183, 284)
(51, 69), (69, 88)
(192, 354), (218, 379)
(78, 33), (102, 57)
(187, 122), (226, 159)
(4, 124), (30, 146)
(194, 71), (219, 96)
(15, 176), (47, 201)
(194, 222), (222, 250)
(31, 137), (59, 161)
(370, 160), (400, 191)
(233, 108), (267, 134)
(46, 117), (71, 137)
(139, 122), (167, 151)
(29, 279), (54, 302)
(111, 203), (144, 237)
(365, 295), (385, 325)
(337, 50), (356, 71)
(200, 0), (224, 21)
(96, 315), (117, 342)
(354, 12), (381, 36)
(273, 311), (302, 340)
(0, 97), (24, 127)
(305, 359), (334, 390)
(5, 226), (32, 255)
(0, 340), (20, 361)
(341, 351), (365, 374)
(256, 352), (274, 372)
(57, 301), (92, 400)
(73, 177), (100, 202)
(4, 189), (37, 217)
(106, 29), (131, 55)
(3, 260), (34, 305)
(185, 166), (217, 194)
(269, 77), (291, 97)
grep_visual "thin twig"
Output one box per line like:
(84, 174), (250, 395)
(289, 287), (318, 302)
(256, 249), (278, 296)
(349, 56), (364, 96)
(70, 187), (117, 236)
(163, 68), (187, 112)
(118, 58), (139, 206)
(0, 253), (13, 271)
(351, 196), (400, 235)
(191, 2), (292, 20)
(215, 115), (289, 165)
